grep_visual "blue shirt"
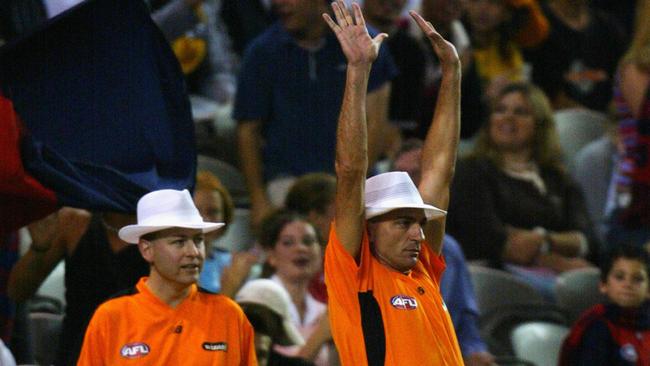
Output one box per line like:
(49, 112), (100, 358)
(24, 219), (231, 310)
(440, 235), (489, 356)
(233, 22), (397, 181)
(198, 249), (232, 293)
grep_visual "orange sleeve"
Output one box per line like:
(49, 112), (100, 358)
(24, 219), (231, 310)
(240, 310), (258, 366)
(417, 242), (446, 283)
(324, 223), (364, 312)
(77, 305), (109, 366)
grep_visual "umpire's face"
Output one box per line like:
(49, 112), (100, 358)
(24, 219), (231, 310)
(368, 208), (426, 274)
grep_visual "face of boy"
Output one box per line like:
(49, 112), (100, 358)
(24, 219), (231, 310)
(600, 258), (650, 308)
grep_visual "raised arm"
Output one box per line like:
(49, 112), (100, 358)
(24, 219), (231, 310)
(410, 11), (461, 255)
(8, 208), (90, 301)
(324, 1), (387, 259)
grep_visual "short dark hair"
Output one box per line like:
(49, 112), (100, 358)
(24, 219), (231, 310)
(600, 244), (650, 282)
(285, 173), (336, 215)
(257, 209), (309, 250)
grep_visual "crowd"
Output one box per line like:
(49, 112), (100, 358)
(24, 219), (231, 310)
(0, 0), (649, 365)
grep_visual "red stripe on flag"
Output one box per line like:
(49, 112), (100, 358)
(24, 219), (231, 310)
(0, 96), (58, 234)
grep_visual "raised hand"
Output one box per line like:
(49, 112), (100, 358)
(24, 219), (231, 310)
(323, 1), (387, 67)
(409, 11), (460, 70)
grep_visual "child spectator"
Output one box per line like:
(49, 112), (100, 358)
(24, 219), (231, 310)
(559, 244), (650, 365)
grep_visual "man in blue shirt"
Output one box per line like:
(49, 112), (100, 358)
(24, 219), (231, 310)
(234, 0), (397, 226)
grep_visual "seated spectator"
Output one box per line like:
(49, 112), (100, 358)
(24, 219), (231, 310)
(559, 244), (650, 365)
(194, 171), (258, 297)
(526, 0), (626, 111)
(463, 0), (549, 100)
(258, 209), (332, 366)
(447, 82), (596, 300)
(77, 189), (256, 365)
(285, 173), (336, 303)
(236, 279), (315, 366)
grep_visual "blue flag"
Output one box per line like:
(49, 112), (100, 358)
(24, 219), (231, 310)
(0, 0), (196, 227)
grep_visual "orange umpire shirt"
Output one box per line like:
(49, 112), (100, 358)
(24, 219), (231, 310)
(325, 225), (464, 365)
(77, 277), (256, 366)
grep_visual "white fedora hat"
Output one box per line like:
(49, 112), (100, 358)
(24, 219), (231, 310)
(235, 279), (305, 346)
(365, 171), (446, 220)
(118, 189), (224, 244)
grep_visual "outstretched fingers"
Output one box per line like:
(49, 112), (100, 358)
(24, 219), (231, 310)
(323, 13), (340, 33)
(409, 10), (459, 65)
(409, 10), (440, 41)
(352, 2), (365, 27)
(331, 0), (348, 27)
(339, 0), (355, 27)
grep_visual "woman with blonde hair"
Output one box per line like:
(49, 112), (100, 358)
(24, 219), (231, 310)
(447, 82), (597, 300)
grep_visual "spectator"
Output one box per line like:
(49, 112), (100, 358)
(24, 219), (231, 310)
(194, 171), (259, 297)
(234, 0), (397, 227)
(7, 210), (148, 366)
(559, 244), (650, 365)
(606, 0), (650, 252)
(285, 173), (336, 303)
(221, 0), (276, 56)
(447, 82), (596, 300)
(526, 0), (626, 111)
(463, 0), (549, 100)
(152, 0), (239, 103)
(258, 209), (332, 365)
(323, 2), (464, 363)
(77, 189), (256, 365)
(285, 173), (336, 245)
(236, 279), (315, 366)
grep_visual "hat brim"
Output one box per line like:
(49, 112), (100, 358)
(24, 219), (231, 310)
(366, 203), (447, 220)
(118, 222), (225, 244)
(279, 319), (305, 346)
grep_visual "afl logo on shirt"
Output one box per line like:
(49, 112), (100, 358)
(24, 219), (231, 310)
(120, 343), (150, 359)
(390, 295), (418, 310)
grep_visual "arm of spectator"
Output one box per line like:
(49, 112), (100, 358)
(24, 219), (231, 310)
(503, 227), (590, 265)
(151, 0), (202, 42)
(219, 250), (259, 298)
(297, 311), (332, 361)
(237, 120), (274, 228)
(7, 208), (90, 302)
(547, 231), (589, 257)
(536, 252), (592, 273)
(503, 226), (544, 265)
(410, 11), (461, 255)
(324, 1), (387, 259)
